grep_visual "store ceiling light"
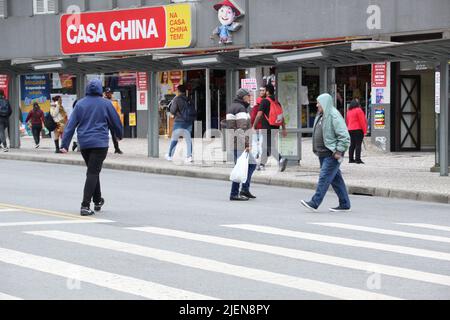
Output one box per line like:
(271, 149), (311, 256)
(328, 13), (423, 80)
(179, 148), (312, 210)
(32, 61), (64, 70)
(179, 55), (220, 66)
(274, 49), (326, 63)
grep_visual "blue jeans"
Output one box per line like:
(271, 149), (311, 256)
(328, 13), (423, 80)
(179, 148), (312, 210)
(168, 122), (193, 158)
(231, 150), (257, 197)
(310, 156), (351, 209)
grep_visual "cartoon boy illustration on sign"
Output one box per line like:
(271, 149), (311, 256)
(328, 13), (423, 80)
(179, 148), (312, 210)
(212, 0), (244, 45)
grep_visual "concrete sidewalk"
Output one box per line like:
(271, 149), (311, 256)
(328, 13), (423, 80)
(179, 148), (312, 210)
(1, 135), (449, 204)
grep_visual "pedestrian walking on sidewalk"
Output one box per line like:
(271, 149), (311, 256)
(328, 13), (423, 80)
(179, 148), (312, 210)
(104, 88), (124, 154)
(301, 93), (351, 213)
(165, 84), (196, 164)
(60, 79), (123, 216)
(50, 96), (67, 153)
(0, 89), (12, 152)
(346, 99), (368, 164)
(252, 84), (289, 172)
(25, 102), (45, 148)
(227, 88), (257, 201)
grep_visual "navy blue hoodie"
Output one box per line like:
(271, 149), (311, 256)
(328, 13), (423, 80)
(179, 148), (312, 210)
(61, 79), (123, 150)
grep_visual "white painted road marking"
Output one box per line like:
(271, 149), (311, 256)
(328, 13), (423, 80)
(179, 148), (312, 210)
(0, 292), (22, 300)
(27, 230), (401, 300)
(128, 226), (450, 287)
(311, 223), (450, 244)
(0, 209), (21, 213)
(0, 219), (114, 227)
(0, 247), (216, 300)
(224, 225), (450, 262)
(397, 223), (450, 233)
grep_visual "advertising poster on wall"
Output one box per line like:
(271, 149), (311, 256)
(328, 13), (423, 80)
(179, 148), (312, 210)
(371, 62), (391, 104)
(0, 75), (9, 99)
(277, 71), (298, 129)
(20, 74), (51, 116)
(158, 70), (183, 102)
(137, 72), (148, 111)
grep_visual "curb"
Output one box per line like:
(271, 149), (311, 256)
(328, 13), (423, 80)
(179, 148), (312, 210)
(1, 153), (449, 205)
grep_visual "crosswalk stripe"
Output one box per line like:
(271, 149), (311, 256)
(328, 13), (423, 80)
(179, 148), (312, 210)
(223, 225), (450, 262)
(128, 226), (450, 287)
(397, 223), (450, 233)
(26, 230), (401, 300)
(0, 292), (22, 300)
(0, 209), (21, 213)
(0, 219), (114, 227)
(311, 223), (450, 244)
(0, 247), (216, 300)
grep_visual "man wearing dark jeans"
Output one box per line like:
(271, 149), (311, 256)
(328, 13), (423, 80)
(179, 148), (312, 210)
(301, 93), (351, 213)
(61, 79), (123, 216)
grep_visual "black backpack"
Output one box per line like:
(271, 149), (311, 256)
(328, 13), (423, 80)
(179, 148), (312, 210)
(0, 99), (10, 117)
(44, 112), (57, 132)
(180, 98), (197, 122)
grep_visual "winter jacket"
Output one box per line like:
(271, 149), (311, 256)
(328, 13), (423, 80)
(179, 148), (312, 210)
(250, 97), (263, 130)
(61, 79), (123, 150)
(346, 107), (368, 135)
(170, 94), (191, 123)
(313, 93), (350, 154)
(110, 99), (124, 125)
(50, 103), (67, 124)
(226, 97), (251, 150)
(25, 109), (45, 126)
(0, 97), (12, 120)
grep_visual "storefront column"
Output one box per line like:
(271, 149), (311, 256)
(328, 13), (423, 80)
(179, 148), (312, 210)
(320, 65), (328, 94)
(8, 73), (20, 149)
(148, 71), (159, 158)
(439, 60), (449, 176)
(76, 73), (86, 98)
(205, 68), (211, 139)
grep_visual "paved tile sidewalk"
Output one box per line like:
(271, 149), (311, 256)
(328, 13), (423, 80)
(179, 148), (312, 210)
(1, 135), (449, 204)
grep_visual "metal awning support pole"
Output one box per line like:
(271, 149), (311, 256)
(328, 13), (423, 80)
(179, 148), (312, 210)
(439, 60), (449, 176)
(205, 68), (211, 139)
(148, 71), (159, 158)
(320, 65), (328, 94)
(8, 73), (20, 149)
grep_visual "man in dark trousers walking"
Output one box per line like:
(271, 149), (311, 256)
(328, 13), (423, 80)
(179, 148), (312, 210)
(61, 79), (123, 216)
(0, 89), (12, 152)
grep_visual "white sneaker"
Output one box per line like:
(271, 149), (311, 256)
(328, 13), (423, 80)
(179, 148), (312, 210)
(35, 144), (40, 149)
(165, 154), (173, 161)
(3, 147), (9, 153)
(185, 157), (193, 164)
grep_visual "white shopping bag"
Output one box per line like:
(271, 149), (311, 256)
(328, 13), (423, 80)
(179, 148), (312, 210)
(230, 152), (249, 184)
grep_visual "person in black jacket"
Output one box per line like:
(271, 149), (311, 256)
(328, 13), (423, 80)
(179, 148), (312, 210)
(0, 89), (12, 152)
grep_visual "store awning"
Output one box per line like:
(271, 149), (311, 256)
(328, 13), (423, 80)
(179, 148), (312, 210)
(1, 39), (449, 75)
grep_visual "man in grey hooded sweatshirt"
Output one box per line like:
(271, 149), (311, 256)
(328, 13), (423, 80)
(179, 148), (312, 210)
(301, 93), (351, 213)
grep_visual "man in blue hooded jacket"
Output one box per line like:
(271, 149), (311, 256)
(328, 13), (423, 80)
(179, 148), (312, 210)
(61, 79), (123, 216)
(301, 93), (351, 213)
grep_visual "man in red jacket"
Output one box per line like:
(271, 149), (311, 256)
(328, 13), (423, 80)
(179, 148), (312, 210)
(250, 87), (265, 169)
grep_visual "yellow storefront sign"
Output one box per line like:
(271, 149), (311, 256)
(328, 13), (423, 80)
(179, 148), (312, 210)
(165, 4), (194, 49)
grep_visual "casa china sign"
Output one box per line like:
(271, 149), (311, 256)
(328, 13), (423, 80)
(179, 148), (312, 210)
(61, 3), (194, 55)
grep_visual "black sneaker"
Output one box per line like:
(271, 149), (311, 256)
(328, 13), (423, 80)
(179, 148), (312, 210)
(115, 149), (123, 154)
(349, 159), (356, 164)
(80, 207), (95, 216)
(72, 142), (78, 152)
(240, 190), (256, 199)
(279, 158), (288, 172)
(329, 206), (351, 213)
(301, 200), (318, 213)
(94, 198), (105, 212)
(230, 195), (249, 201)
(356, 160), (365, 164)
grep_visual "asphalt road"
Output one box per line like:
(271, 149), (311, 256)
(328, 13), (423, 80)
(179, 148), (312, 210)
(0, 159), (449, 300)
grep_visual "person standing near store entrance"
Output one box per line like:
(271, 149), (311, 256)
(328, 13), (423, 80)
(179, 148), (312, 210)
(0, 89), (12, 152)
(346, 99), (368, 164)
(60, 79), (123, 216)
(301, 93), (351, 213)
(104, 88), (124, 154)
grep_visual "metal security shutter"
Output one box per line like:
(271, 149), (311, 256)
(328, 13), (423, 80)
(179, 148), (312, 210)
(0, 0), (6, 18)
(33, 0), (55, 14)
(47, 0), (55, 13)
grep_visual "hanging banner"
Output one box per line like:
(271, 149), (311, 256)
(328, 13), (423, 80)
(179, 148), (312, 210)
(0, 75), (8, 99)
(372, 63), (387, 87)
(61, 3), (195, 55)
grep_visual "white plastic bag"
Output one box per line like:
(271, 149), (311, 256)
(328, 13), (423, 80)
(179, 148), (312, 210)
(230, 152), (249, 184)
